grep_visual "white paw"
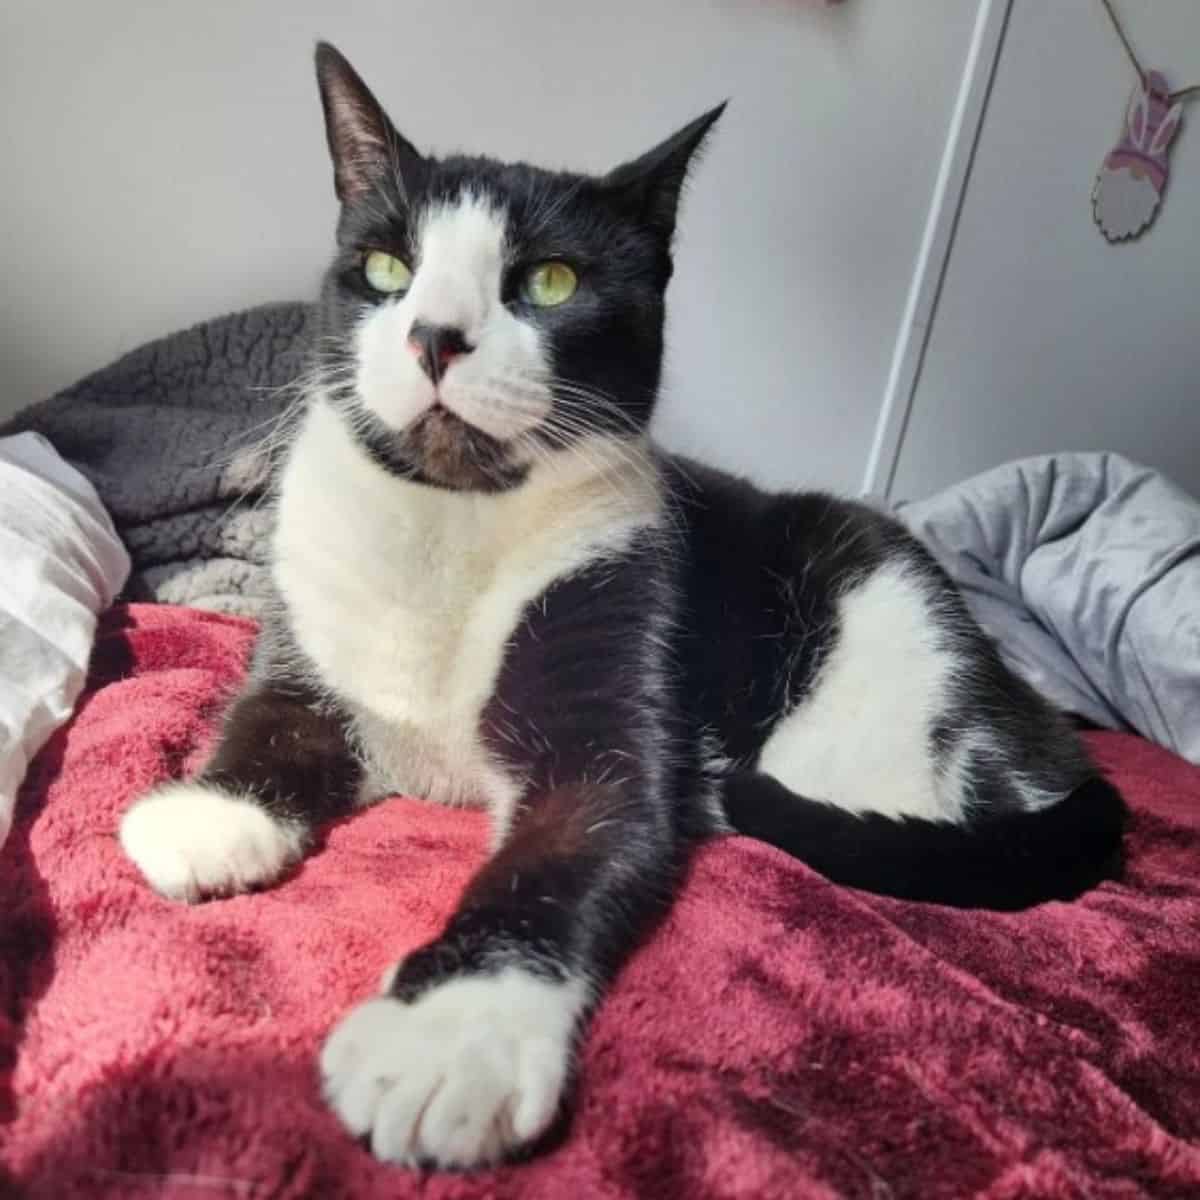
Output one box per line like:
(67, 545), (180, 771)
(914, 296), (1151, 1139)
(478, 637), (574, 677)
(119, 781), (304, 902)
(321, 966), (586, 1168)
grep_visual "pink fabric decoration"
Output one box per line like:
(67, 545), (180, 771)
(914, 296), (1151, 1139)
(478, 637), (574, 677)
(1093, 70), (1184, 242)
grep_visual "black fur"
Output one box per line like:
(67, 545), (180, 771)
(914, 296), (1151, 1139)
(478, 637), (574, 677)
(125, 42), (1129, 1167)
(720, 771), (1126, 910)
(202, 669), (359, 834)
(238, 39), (1123, 994)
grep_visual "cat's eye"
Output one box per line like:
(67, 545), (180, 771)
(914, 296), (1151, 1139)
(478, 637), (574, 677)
(521, 261), (578, 308)
(363, 251), (413, 295)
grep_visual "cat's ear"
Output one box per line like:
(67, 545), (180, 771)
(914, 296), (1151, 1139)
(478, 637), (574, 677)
(600, 103), (727, 240)
(314, 42), (423, 205)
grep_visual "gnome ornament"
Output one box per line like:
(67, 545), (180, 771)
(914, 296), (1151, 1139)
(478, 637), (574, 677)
(1093, 71), (1184, 242)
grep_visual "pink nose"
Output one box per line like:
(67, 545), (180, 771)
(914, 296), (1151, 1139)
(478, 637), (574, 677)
(407, 322), (473, 383)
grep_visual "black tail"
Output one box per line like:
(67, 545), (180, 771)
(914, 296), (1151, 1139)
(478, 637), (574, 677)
(720, 772), (1127, 910)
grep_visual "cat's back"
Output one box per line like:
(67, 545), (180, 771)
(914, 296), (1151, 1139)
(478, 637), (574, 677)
(663, 453), (918, 759)
(664, 450), (1090, 822)
(663, 451), (910, 570)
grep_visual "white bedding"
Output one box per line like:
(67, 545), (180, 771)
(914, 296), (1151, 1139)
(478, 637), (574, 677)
(0, 433), (129, 849)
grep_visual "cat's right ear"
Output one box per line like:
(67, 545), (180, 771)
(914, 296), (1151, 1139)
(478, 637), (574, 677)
(314, 42), (423, 205)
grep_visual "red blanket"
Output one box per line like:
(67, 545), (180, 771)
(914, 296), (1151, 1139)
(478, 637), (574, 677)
(3, 604), (1199, 1199)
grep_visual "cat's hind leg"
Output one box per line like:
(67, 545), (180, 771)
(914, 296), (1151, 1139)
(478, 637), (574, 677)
(120, 676), (360, 902)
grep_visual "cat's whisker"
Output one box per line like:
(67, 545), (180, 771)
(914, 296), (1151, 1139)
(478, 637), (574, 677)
(524, 175), (586, 241)
(528, 418), (688, 545)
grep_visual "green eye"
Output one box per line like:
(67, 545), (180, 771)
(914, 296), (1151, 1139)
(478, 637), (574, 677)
(363, 250), (413, 294)
(521, 260), (578, 307)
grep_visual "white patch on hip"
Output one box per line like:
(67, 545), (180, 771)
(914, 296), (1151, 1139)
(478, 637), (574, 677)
(119, 781), (304, 902)
(757, 561), (967, 823)
(273, 399), (661, 836)
(355, 192), (553, 440)
(321, 966), (586, 1168)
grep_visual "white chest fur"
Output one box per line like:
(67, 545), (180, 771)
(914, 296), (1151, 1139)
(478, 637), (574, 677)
(272, 400), (660, 822)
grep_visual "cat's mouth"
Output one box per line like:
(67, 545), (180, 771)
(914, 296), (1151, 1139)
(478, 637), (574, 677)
(401, 404), (528, 493)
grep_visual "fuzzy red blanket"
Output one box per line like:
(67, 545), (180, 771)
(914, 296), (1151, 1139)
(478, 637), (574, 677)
(2, 605), (1198, 1199)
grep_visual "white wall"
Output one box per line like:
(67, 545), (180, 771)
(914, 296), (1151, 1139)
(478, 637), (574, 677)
(893, 0), (1200, 500)
(0, 0), (976, 493)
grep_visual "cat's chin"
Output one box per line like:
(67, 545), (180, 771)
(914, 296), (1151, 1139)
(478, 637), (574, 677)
(401, 405), (528, 493)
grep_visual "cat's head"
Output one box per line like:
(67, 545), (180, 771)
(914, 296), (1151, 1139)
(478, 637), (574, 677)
(311, 42), (723, 492)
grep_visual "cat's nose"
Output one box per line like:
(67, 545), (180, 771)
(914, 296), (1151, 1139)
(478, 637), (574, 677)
(407, 322), (474, 383)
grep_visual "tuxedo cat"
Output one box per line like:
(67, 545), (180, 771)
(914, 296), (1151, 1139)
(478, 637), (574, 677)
(120, 43), (1125, 1170)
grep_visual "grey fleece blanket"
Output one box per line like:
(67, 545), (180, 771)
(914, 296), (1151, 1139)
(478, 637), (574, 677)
(5, 304), (1199, 762)
(897, 454), (1200, 765)
(2, 303), (315, 615)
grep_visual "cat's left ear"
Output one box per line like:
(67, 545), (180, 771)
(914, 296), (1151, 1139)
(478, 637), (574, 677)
(600, 103), (727, 240)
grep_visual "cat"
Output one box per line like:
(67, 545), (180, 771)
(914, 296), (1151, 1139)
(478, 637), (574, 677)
(119, 42), (1126, 1170)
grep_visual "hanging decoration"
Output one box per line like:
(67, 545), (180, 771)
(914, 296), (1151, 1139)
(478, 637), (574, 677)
(1092, 0), (1196, 243)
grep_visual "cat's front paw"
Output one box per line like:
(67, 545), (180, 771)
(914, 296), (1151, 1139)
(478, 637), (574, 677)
(119, 781), (304, 902)
(321, 966), (585, 1168)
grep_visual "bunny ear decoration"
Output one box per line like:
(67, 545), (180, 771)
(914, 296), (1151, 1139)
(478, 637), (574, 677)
(1126, 86), (1151, 149)
(1093, 70), (1183, 243)
(1148, 102), (1184, 158)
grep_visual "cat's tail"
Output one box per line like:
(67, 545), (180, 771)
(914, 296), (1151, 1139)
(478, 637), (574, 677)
(719, 772), (1127, 910)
